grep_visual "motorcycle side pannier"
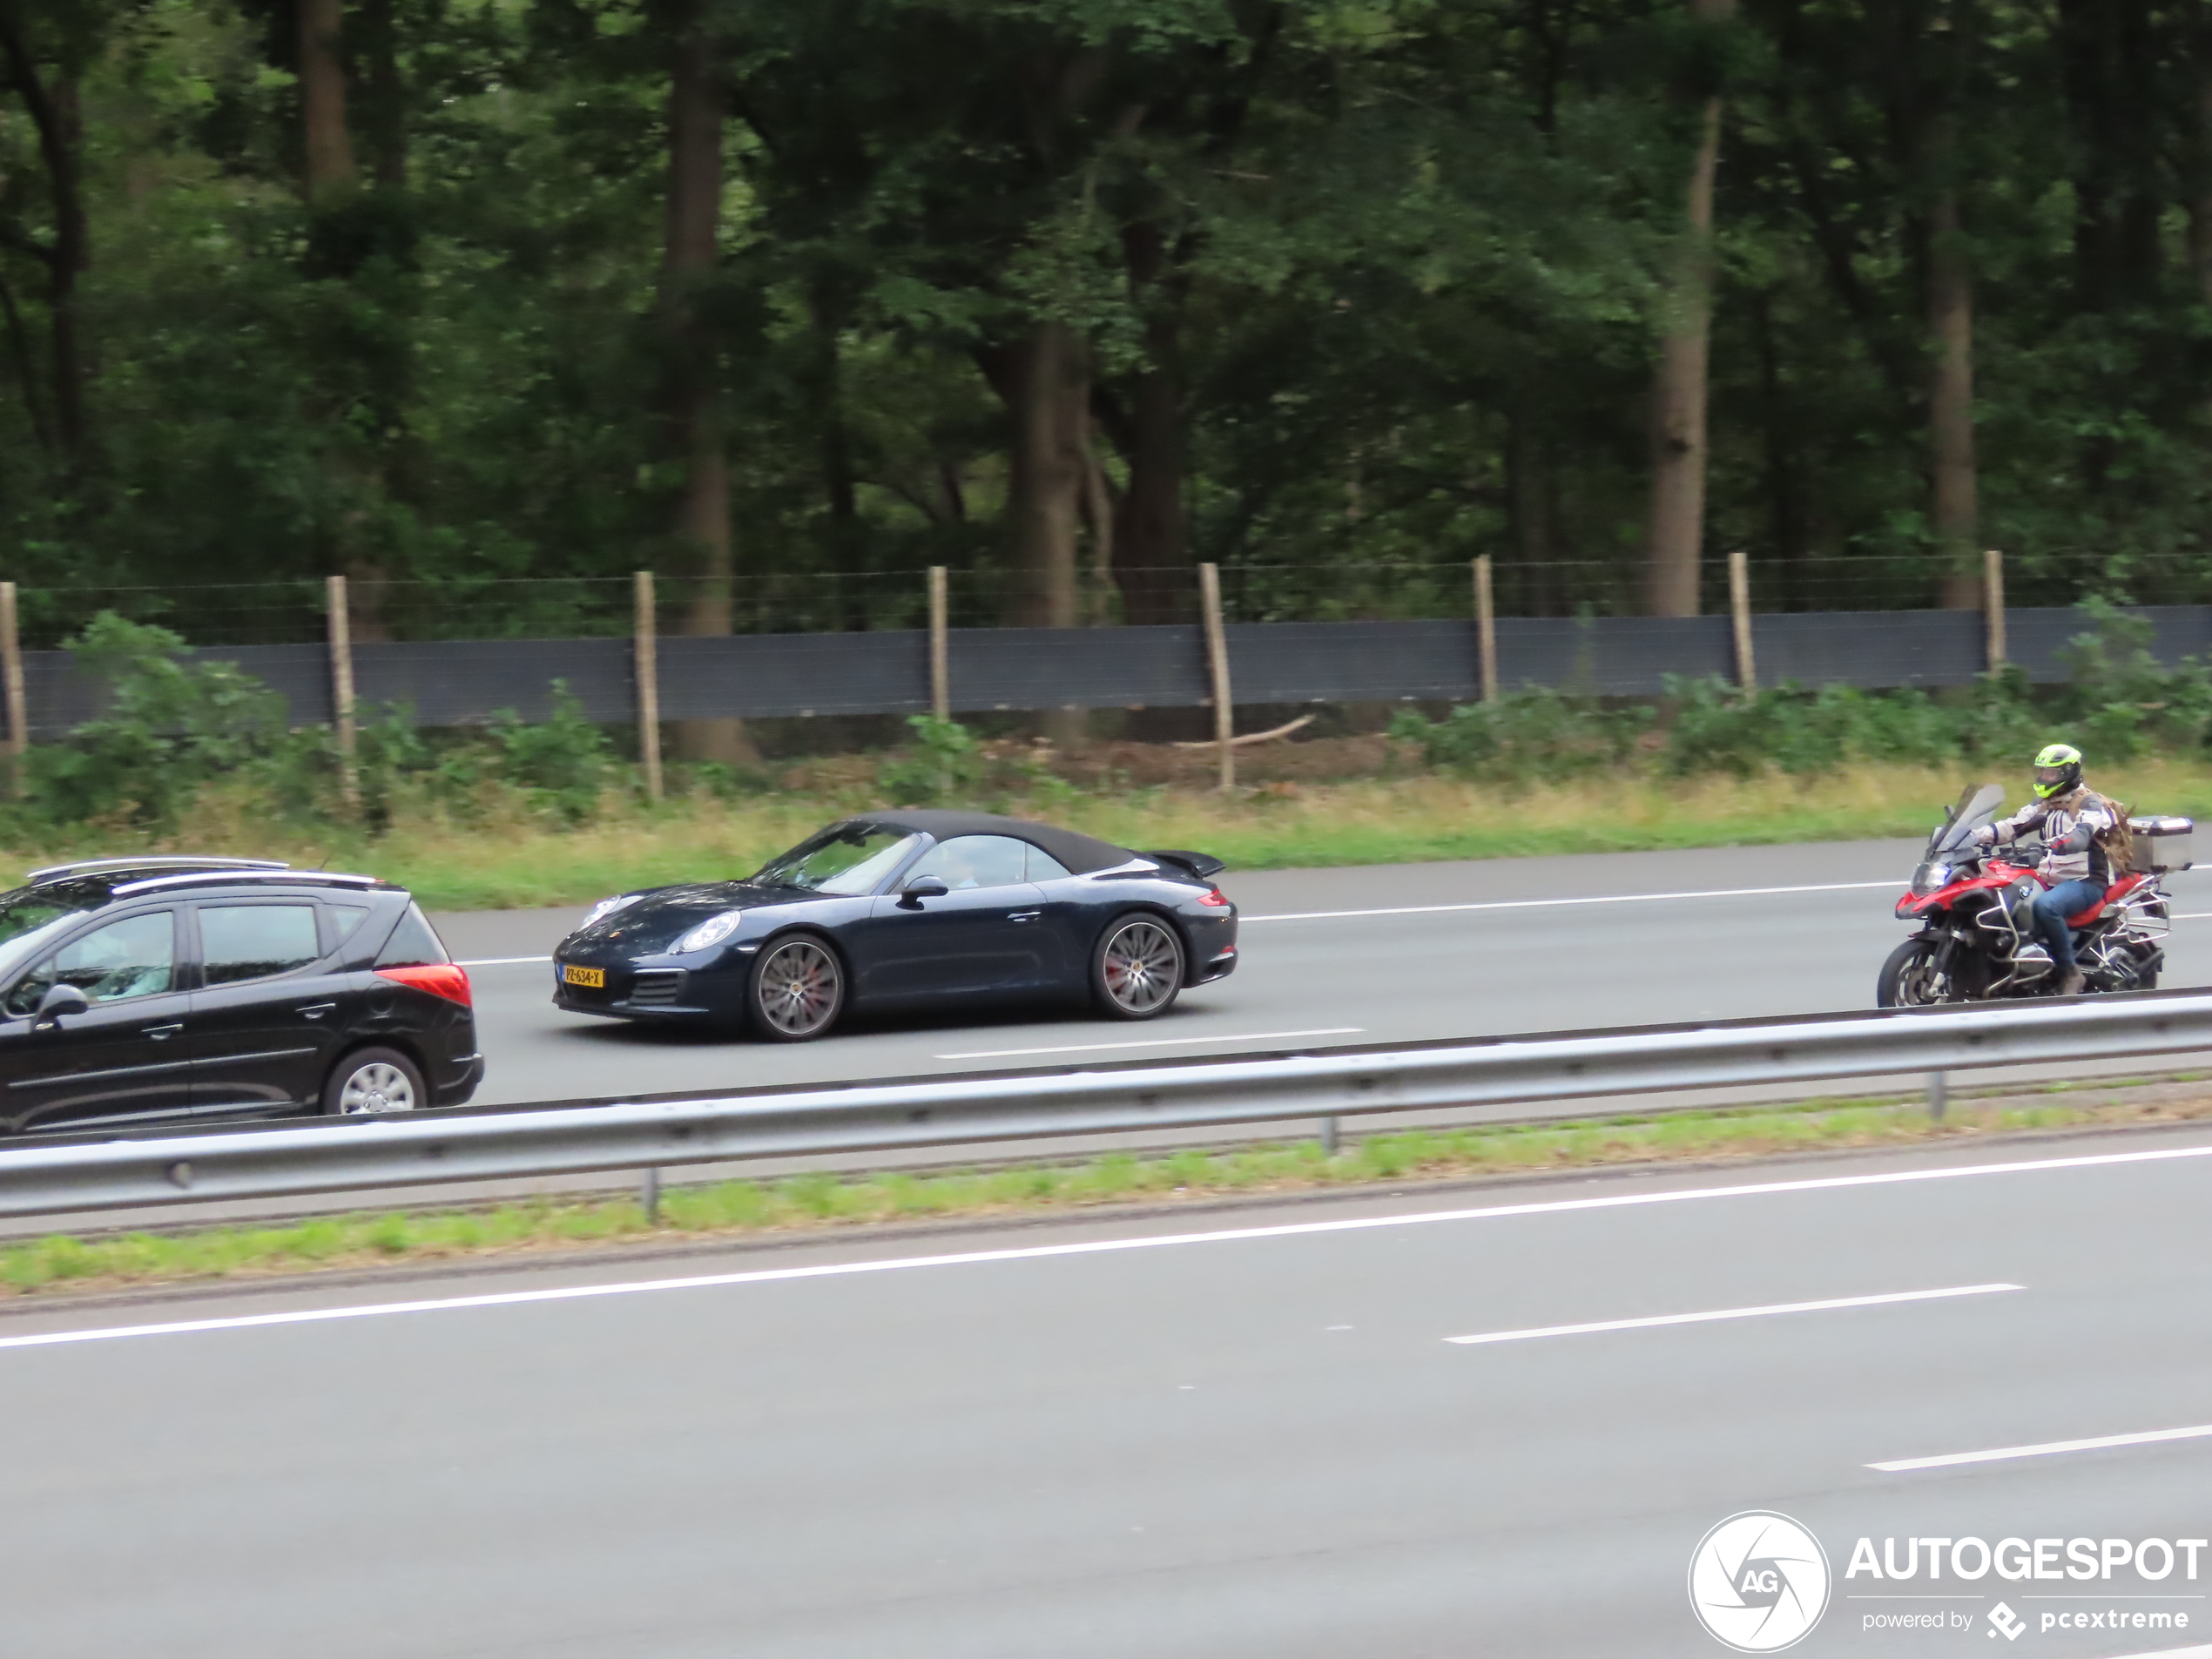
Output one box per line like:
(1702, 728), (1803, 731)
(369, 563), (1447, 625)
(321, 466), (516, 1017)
(2127, 816), (2195, 873)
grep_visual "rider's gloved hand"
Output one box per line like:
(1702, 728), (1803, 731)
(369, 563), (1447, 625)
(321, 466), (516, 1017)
(1970, 826), (1996, 846)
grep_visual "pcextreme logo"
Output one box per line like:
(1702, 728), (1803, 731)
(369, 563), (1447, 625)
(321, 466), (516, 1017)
(1689, 1511), (1833, 1653)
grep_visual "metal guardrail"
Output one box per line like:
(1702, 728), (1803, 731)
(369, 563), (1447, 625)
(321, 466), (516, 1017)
(0, 991), (2209, 1219)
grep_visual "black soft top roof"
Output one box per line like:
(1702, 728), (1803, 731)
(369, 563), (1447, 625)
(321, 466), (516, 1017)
(851, 810), (1136, 876)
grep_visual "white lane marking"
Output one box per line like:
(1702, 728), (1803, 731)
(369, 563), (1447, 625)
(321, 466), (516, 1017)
(1870, 1422), (2212, 1474)
(6, 1140), (2212, 1355)
(937, 1027), (1363, 1060)
(2169, 913), (2212, 921)
(1444, 1284), (2020, 1346)
(1240, 879), (1898, 923)
(454, 880), (1907, 964)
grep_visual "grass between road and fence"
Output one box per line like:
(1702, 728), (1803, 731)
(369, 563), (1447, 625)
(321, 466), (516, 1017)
(4, 1077), (2209, 1300)
(15, 756), (2212, 912)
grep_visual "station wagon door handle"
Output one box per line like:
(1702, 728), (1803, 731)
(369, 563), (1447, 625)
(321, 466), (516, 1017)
(1007, 911), (1042, 923)
(297, 1003), (338, 1021)
(142, 1023), (183, 1042)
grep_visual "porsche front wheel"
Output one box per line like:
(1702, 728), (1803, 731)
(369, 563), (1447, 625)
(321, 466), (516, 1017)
(749, 935), (845, 1041)
(1092, 914), (1184, 1021)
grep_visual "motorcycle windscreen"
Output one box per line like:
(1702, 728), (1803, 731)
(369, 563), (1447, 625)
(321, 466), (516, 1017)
(1930, 783), (2006, 856)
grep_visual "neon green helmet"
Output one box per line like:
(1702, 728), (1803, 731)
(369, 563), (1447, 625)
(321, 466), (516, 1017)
(2033, 743), (2084, 799)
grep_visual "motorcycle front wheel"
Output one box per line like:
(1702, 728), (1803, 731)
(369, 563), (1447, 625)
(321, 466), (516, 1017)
(1877, 936), (1955, 1008)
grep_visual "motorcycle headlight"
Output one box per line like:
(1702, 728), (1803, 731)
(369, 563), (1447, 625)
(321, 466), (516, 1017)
(583, 893), (645, 928)
(1909, 861), (1952, 896)
(676, 910), (746, 954)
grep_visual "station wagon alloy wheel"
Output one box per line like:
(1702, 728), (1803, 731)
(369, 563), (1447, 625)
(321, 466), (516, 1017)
(327, 1049), (424, 1115)
(1096, 916), (1184, 1019)
(752, 936), (844, 1041)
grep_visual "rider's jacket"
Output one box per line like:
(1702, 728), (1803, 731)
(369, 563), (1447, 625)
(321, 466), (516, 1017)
(1976, 789), (2117, 886)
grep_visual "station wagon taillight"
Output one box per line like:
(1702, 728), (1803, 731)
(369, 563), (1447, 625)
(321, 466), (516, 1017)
(376, 963), (473, 1008)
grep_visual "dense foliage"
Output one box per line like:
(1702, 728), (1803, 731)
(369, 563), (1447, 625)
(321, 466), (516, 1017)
(1, 0), (2209, 637)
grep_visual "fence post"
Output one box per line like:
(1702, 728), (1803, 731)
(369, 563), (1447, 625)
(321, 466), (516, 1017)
(927, 564), (950, 719)
(325, 574), (359, 813)
(1198, 562), (1235, 792)
(1983, 548), (2006, 670)
(0, 582), (24, 800)
(634, 570), (663, 800)
(1728, 550), (1757, 695)
(1473, 555), (1499, 704)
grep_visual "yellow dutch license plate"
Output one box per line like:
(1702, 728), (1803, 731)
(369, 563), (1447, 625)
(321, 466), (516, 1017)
(563, 965), (605, 989)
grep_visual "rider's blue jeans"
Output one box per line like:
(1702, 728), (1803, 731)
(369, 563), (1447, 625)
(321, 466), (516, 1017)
(2032, 878), (2104, 974)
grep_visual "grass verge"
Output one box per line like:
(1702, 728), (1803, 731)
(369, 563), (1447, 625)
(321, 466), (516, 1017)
(8, 1084), (2211, 1301)
(15, 757), (2212, 911)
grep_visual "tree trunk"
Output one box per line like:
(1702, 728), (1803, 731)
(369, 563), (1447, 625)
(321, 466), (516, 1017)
(2190, 24), (2212, 308)
(1928, 177), (1979, 610)
(660, 9), (754, 766)
(0, 12), (91, 473)
(1113, 221), (1190, 625)
(360, 0), (408, 190)
(1002, 320), (1087, 631)
(298, 0), (356, 200)
(1643, 0), (1735, 619)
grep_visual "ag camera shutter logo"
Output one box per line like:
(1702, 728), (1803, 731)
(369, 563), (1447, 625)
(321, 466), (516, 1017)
(1689, 1511), (1831, 1652)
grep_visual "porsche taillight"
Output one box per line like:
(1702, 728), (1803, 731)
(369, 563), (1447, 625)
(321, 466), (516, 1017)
(1197, 887), (1231, 907)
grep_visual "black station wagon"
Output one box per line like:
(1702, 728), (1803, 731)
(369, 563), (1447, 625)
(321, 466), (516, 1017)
(0, 857), (481, 1135)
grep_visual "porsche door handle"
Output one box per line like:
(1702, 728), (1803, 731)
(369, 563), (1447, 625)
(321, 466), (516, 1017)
(1007, 911), (1042, 923)
(297, 1003), (338, 1021)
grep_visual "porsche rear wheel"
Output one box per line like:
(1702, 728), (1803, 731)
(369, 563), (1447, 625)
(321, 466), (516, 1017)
(748, 935), (845, 1041)
(1092, 914), (1184, 1021)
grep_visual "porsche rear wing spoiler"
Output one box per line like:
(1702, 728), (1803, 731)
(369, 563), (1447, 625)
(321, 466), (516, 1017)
(1146, 848), (1225, 881)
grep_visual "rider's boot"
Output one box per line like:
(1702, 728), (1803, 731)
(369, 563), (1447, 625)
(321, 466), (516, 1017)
(2058, 968), (2086, 996)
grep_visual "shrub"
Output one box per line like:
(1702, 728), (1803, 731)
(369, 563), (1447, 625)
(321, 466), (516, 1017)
(28, 612), (293, 828)
(878, 713), (983, 805)
(1387, 690), (1645, 778)
(485, 683), (615, 822)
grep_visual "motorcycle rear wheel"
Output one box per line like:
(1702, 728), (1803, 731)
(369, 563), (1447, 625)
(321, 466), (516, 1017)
(1878, 936), (1954, 1008)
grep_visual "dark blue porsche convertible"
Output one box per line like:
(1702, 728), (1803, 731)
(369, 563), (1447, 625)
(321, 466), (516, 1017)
(550, 810), (1239, 1040)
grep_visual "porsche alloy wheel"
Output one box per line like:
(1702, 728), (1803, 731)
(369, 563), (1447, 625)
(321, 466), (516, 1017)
(750, 935), (845, 1041)
(1094, 915), (1184, 1021)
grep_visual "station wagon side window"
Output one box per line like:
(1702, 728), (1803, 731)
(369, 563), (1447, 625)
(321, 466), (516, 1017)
(200, 904), (323, 986)
(5, 910), (178, 1014)
(905, 836), (1032, 891)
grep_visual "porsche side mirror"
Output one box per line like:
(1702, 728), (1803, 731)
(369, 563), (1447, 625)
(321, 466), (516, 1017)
(30, 982), (88, 1031)
(899, 875), (949, 908)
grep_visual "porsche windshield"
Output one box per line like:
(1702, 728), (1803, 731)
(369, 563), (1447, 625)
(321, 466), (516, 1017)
(752, 826), (922, 896)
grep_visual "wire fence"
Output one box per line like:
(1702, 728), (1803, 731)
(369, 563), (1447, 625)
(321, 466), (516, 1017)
(14, 550), (2211, 649)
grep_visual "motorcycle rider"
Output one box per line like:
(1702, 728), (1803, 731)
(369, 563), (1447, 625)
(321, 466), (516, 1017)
(1968, 743), (2116, 996)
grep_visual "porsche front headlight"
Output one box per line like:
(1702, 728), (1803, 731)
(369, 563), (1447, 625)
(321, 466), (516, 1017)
(676, 910), (746, 954)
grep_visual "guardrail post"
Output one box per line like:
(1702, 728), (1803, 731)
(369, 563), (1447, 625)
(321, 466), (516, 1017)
(927, 564), (950, 719)
(634, 570), (663, 800)
(1926, 1070), (1948, 1122)
(1728, 550), (1757, 695)
(1983, 549), (2006, 670)
(1320, 1115), (1340, 1157)
(1199, 562), (1235, 792)
(326, 573), (359, 813)
(641, 1165), (662, 1224)
(1473, 555), (1499, 704)
(0, 580), (24, 799)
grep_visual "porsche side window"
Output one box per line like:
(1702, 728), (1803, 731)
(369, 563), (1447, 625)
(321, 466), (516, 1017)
(6, 910), (177, 1014)
(907, 836), (1030, 892)
(1024, 846), (1072, 882)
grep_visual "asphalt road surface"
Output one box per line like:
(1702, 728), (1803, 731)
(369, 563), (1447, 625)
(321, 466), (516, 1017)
(443, 838), (2212, 1107)
(6, 1129), (2212, 1657)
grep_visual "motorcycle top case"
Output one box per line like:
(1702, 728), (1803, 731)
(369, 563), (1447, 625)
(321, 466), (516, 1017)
(2127, 816), (2194, 873)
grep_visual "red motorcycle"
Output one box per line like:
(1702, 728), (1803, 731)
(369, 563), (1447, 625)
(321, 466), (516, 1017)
(1879, 783), (2193, 1006)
